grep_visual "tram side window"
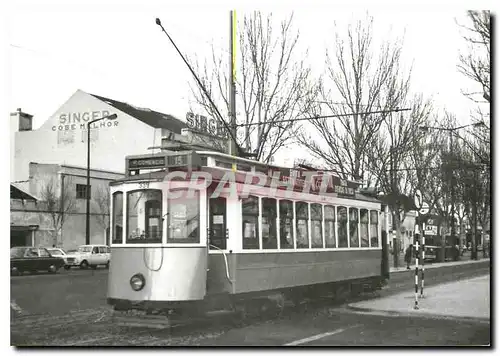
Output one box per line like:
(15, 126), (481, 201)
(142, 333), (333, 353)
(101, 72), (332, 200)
(324, 205), (336, 248)
(370, 210), (379, 247)
(337, 206), (348, 247)
(242, 196), (260, 249)
(295, 202), (309, 249)
(279, 200), (294, 249)
(360, 209), (369, 247)
(112, 192), (123, 244)
(311, 204), (323, 248)
(349, 208), (359, 248)
(167, 189), (200, 243)
(126, 190), (162, 244)
(262, 198), (277, 249)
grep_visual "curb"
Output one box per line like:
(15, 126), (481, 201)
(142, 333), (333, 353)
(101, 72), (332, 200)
(346, 304), (490, 324)
(390, 259), (490, 274)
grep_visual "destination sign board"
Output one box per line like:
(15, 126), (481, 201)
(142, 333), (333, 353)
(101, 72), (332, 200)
(126, 151), (204, 176)
(128, 157), (166, 170)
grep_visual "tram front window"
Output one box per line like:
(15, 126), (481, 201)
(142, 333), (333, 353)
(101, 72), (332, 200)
(167, 190), (200, 243)
(126, 190), (163, 244)
(112, 192), (123, 244)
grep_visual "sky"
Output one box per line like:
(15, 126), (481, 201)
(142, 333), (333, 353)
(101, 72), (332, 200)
(3, 0), (494, 167)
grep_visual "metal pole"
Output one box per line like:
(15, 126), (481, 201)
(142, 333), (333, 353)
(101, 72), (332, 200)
(414, 239), (419, 310)
(420, 222), (425, 298)
(449, 130), (455, 262)
(472, 168), (478, 260)
(228, 10), (238, 157)
(85, 122), (91, 245)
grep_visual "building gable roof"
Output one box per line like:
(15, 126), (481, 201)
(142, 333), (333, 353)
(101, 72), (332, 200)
(90, 93), (188, 134)
(10, 183), (39, 201)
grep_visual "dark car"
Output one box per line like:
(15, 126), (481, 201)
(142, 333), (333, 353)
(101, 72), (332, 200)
(11, 247), (65, 275)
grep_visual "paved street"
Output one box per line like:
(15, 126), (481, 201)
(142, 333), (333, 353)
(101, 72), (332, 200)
(11, 260), (490, 346)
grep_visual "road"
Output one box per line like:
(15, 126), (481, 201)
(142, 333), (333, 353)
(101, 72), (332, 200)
(11, 261), (490, 346)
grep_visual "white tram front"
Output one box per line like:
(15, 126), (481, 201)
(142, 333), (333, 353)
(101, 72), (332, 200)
(107, 150), (385, 317)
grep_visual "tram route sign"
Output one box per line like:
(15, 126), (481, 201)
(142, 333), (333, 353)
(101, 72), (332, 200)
(126, 151), (202, 175)
(128, 157), (166, 170)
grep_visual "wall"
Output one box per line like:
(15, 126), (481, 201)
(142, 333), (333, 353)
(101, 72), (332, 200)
(13, 89), (163, 188)
(11, 162), (122, 250)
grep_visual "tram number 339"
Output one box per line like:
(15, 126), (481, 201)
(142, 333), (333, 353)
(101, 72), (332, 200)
(139, 182), (150, 189)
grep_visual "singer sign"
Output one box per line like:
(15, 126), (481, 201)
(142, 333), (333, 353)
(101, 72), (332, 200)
(51, 110), (119, 131)
(186, 112), (229, 139)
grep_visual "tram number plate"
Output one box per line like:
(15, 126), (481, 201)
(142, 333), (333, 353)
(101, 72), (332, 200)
(139, 182), (150, 189)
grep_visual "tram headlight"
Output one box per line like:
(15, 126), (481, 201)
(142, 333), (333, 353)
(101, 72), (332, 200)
(130, 273), (146, 291)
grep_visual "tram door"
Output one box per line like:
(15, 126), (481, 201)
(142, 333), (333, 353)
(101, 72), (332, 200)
(209, 197), (227, 250)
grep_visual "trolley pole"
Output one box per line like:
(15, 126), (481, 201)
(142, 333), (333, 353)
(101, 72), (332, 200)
(414, 238), (419, 310)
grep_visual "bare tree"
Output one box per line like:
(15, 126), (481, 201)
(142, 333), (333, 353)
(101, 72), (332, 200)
(365, 94), (434, 264)
(299, 15), (411, 181)
(39, 177), (76, 247)
(189, 11), (316, 163)
(457, 10), (490, 103)
(94, 185), (110, 233)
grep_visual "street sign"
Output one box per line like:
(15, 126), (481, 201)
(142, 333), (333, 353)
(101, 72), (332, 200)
(419, 202), (430, 215)
(414, 189), (423, 209)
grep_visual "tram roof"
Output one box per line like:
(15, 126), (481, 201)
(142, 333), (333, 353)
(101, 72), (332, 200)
(110, 166), (380, 203)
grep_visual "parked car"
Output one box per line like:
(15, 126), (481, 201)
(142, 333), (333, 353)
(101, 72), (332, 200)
(10, 247), (65, 275)
(65, 245), (111, 270)
(47, 248), (69, 266)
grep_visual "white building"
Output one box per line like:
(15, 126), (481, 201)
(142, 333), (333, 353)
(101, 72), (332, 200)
(10, 89), (223, 249)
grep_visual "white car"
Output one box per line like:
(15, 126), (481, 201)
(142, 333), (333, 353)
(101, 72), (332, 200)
(65, 245), (111, 270)
(47, 248), (70, 265)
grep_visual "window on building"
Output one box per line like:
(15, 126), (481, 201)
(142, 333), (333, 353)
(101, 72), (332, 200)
(262, 198), (277, 249)
(337, 206), (348, 247)
(370, 210), (379, 247)
(360, 209), (369, 247)
(295, 202), (309, 249)
(76, 184), (91, 199)
(242, 196), (259, 249)
(324, 205), (336, 248)
(349, 208), (359, 248)
(279, 200), (294, 249)
(126, 189), (163, 244)
(167, 189), (199, 243)
(311, 204), (323, 248)
(111, 192), (123, 244)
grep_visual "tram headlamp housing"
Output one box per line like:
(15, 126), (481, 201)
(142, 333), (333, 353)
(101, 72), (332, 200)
(130, 273), (146, 291)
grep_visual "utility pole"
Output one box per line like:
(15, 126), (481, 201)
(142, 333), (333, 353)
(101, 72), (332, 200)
(448, 130), (455, 262)
(471, 167), (478, 260)
(228, 10), (238, 157)
(390, 147), (399, 268)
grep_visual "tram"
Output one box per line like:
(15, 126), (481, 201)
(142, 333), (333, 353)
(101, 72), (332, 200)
(107, 150), (387, 322)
